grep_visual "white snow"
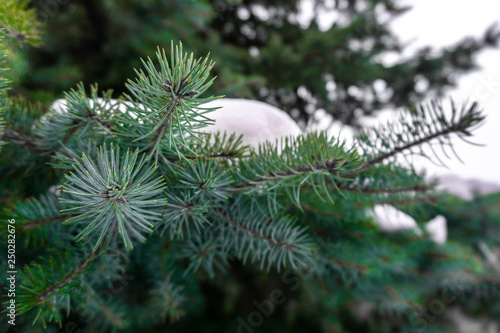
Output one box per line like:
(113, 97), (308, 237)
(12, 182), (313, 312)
(200, 98), (302, 149)
(370, 204), (422, 235)
(425, 215), (448, 244)
(51, 98), (69, 114)
(369, 204), (448, 244)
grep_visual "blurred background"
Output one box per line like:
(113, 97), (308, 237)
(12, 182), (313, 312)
(3, 1), (500, 332)
(7, 0), (500, 186)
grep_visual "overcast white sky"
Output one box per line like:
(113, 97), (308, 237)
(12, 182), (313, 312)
(314, 0), (500, 184)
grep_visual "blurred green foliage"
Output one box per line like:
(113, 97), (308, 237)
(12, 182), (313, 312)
(10, 0), (500, 127)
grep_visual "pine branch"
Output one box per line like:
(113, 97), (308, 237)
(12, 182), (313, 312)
(60, 144), (165, 250)
(186, 150), (241, 160)
(122, 42), (220, 161)
(181, 132), (249, 160)
(91, 115), (114, 131)
(300, 204), (345, 218)
(350, 130), (451, 177)
(0, 1), (42, 46)
(35, 84), (117, 152)
(178, 232), (229, 277)
(226, 132), (363, 211)
(147, 274), (186, 323)
(37, 239), (108, 303)
(0, 97), (78, 155)
(175, 159), (232, 202)
(22, 214), (78, 231)
(0, 23), (27, 44)
(230, 158), (342, 192)
(61, 120), (82, 144)
(348, 101), (485, 177)
(160, 191), (211, 239)
(203, 151), (239, 158)
(1, 127), (52, 154)
(339, 183), (431, 195)
(217, 205), (313, 271)
(218, 208), (298, 251)
(147, 97), (180, 155)
(6, 36), (497, 331)
(329, 257), (368, 273)
(378, 194), (438, 206)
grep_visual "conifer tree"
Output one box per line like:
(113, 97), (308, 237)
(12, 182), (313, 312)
(1, 3), (500, 333)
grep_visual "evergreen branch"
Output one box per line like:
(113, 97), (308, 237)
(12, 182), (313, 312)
(175, 159), (232, 202)
(60, 144), (166, 250)
(22, 214), (78, 231)
(229, 132), (363, 210)
(350, 129), (452, 176)
(122, 42), (221, 161)
(147, 97), (180, 156)
(147, 274), (186, 323)
(178, 232), (230, 277)
(216, 205), (313, 271)
(17, 254), (75, 326)
(329, 257), (368, 273)
(230, 158), (342, 191)
(186, 151), (241, 160)
(160, 191), (211, 239)
(0, 97), (75, 156)
(51, 139), (104, 170)
(159, 159), (232, 238)
(1, 126), (52, 154)
(184, 132), (249, 161)
(218, 208), (298, 250)
(92, 114), (114, 131)
(11, 193), (75, 247)
(300, 204), (345, 218)
(35, 84), (116, 152)
(0, 23), (27, 44)
(0, 1), (43, 46)
(3, 97), (46, 134)
(348, 101), (485, 177)
(3, 32), (496, 331)
(338, 183), (431, 194)
(203, 151), (239, 158)
(61, 120), (82, 144)
(37, 239), (108, 303)
(378, 194), (438, 206)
